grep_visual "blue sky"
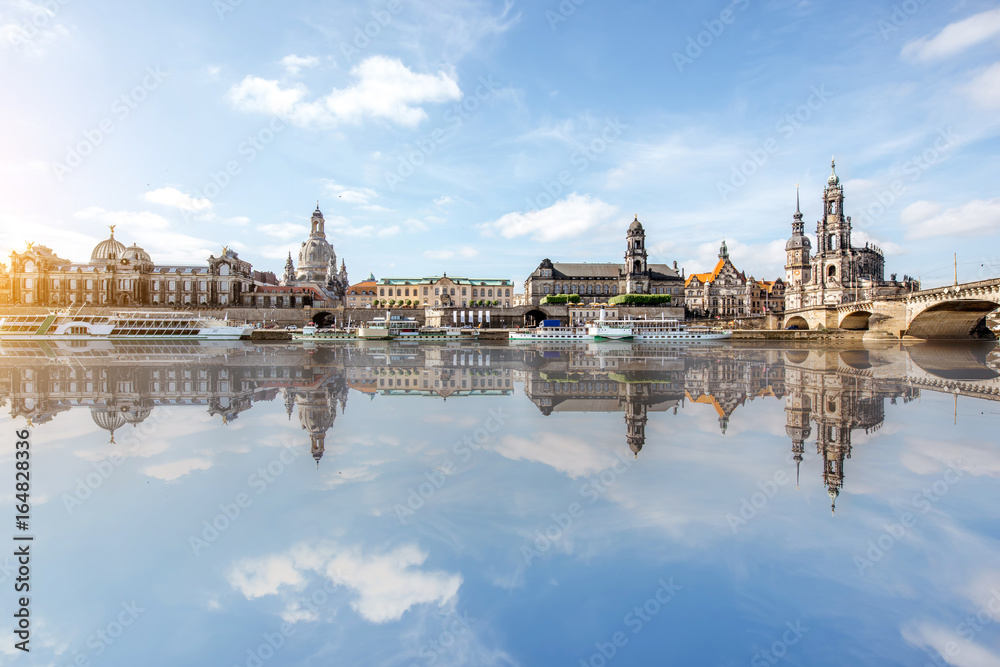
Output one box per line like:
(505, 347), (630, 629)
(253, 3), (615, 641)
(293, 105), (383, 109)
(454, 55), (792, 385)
(1, 0), (999, 287)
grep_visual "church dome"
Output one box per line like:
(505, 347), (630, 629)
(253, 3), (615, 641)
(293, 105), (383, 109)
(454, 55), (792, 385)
(121, 243), (152, 265)
(785, 235), (812, 251)
(827, 159), (840, 186)
(91, 407), (127, 433)
(629, 215), (643, 232)
(91, 233), (126, 263)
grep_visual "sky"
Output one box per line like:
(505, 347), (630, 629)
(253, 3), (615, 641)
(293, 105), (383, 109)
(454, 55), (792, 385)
(1, 0), (999, 288)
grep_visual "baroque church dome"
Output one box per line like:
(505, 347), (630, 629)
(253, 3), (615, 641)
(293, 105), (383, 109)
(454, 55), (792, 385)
(121, 243), (153, 268)
(90, 230), (126, 263)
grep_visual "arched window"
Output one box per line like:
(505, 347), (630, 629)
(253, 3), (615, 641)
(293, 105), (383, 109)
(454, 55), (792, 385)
(505, 289), (510, 296)
(828, 266), (837, 277)
(828, 235), (836, 250)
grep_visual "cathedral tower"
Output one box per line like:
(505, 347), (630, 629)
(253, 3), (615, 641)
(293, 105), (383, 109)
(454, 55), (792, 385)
(814, 160), (852, 300)
(624, 215), (649, 294)
(784, 187), (812, 309)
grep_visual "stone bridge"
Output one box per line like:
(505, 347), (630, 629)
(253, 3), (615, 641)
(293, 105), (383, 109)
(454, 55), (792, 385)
(783, 278), (1000, 340)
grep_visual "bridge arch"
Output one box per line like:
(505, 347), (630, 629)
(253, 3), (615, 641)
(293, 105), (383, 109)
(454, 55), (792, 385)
(840, 311), (872, 330)
(311, 311), (334, 327)
(907, 300), (1000, 340)
(784, 315), (809, 330)
(524, 309), (550, 326)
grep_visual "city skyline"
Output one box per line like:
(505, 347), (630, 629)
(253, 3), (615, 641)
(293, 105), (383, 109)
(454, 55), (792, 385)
(2, 2), (999, 292)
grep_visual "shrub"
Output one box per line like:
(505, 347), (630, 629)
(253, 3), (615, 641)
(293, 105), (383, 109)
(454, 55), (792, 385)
(541, 293), (581, 305)
(609, 294), (672, 306)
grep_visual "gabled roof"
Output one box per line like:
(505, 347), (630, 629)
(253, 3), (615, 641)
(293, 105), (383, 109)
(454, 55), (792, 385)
(347, 281), (376, 295)
(685, 259), (726, 287)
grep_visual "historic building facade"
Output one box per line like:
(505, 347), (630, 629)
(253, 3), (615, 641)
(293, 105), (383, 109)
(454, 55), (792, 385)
(282, 205), (350, 303)
(3, 228), (256, 307)
(785, 161), (919, 309)
(346, 273), (378, 308)
(685, 241), (785, 318)
(376, 275), (515, 308)
(524, 216), (685, 306)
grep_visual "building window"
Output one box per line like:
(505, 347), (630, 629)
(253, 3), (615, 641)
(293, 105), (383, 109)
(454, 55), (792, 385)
(184, 280), (191, 291)
(435, 288), (440, 295)
(380, 288), (385, 296)
(505, 289), (510, 296)
(221, 281), (228, 291)
(450, 288), (455, 295)
(199, 280), (207, 290)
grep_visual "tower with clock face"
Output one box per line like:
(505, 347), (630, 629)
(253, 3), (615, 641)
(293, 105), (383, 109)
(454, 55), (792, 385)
(784, 187), (812, 309)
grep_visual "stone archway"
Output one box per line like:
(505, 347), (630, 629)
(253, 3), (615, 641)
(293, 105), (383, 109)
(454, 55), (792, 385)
(312, 311), (334, 328)
(840, 311), (872, 330)
(524, 309), (549, 326)
(785, 315), (809, 330)
(907, 300), (1000, 340)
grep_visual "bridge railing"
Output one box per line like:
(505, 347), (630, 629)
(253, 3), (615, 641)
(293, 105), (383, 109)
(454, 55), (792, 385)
(906, 277), (1000, 298)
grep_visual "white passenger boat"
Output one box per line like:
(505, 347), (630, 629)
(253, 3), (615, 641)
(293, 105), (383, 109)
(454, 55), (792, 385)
(357, 313), (420, 340)
(607, 316), (731, 341)
(586, 324), (634, 340)
(508, 313), (731, 342)
(0, 310), (253, 340)
(508, 324), (592, 342)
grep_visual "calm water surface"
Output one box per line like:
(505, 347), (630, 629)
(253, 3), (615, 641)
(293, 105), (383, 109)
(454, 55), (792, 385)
(4, 340), (1000, 666)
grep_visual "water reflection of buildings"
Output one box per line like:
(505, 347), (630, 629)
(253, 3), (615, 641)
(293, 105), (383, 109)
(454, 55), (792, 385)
(518, 342), (998, 512)
(2, 340), (997, 506)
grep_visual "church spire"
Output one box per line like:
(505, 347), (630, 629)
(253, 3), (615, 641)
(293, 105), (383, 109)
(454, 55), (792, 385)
(791, 185), (805, 236)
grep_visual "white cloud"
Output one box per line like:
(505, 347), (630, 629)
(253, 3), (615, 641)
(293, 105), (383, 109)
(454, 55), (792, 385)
(142, 457), (213, 481)
(257, 222), (308, 240)
(900, 198), (1000, 239)
(229, 56), (461, 128)
(144, 187), (213, 212)
(902, 7), (1000, 63)
(478, 193), (619, 242)
(228, 76), (307, 117)
(0, 0), (71, 56)
(226, 555), (307, 599)
(377, 225), (401, 238)
(227, 541), (462, 624)
(434, 196), (454, 206)
(75, 207), (172, 231)
(851, 230), (906, 257)
(902, 622), (1000, 667)
(324, 181), (378, 205)
(280, 54), (319, 76)
(491, 433), (618, 479)
(961, 62), (1000, 109)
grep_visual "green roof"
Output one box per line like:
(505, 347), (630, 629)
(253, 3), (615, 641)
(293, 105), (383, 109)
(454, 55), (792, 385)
(378, 276), (512, 286)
